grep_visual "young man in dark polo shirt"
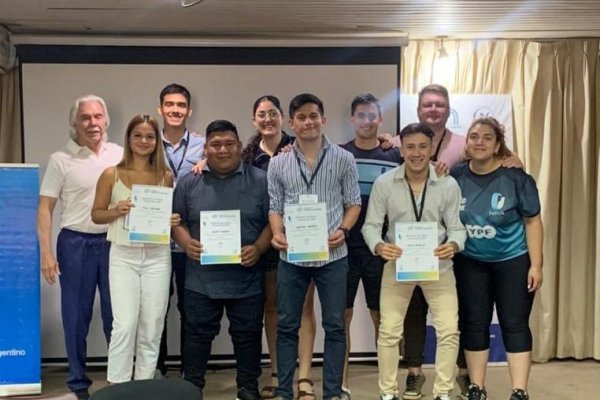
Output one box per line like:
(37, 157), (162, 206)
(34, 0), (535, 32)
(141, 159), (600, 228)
(339, 94), (403, 397)
(172, 119), (272, 400)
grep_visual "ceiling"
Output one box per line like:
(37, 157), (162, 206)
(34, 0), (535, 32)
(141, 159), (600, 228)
(2, 0), (600, 42)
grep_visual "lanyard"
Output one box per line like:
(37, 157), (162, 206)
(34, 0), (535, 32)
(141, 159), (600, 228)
(431, 129), (448, 162)
(407, 173), (429, 222)
(166, 131), (189, 179)
(295, 148), (328, 189)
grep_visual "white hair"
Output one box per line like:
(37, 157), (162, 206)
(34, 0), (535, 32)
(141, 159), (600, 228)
(68, 94), (110, 140)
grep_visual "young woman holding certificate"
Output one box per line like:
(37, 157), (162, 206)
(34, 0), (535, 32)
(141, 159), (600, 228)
(450, 117), (543, 400)
(91, 115), (180, 384)
(242, 95), (317, 400)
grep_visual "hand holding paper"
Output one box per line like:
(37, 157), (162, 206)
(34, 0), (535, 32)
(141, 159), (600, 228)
(375, 242), (403, 261)
(185, 238), (203, 260)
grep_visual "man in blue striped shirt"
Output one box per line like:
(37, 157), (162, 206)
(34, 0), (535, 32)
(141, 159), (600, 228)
(267, 93), (361, 400)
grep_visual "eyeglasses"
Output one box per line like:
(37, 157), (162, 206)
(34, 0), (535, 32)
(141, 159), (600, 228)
(255, 110), (281, 120)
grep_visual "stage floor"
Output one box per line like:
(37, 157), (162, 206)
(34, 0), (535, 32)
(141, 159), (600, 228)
(10, 360), (600, 399)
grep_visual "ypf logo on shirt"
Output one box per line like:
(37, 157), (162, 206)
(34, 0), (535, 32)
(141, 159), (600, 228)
(466, 224), (497, 239)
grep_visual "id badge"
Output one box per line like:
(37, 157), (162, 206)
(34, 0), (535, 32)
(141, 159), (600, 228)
(299, 194), (318, 204)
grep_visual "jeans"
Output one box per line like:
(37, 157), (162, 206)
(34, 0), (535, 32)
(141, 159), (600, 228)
(183, 290), (264, 393)
(276, 257), (348, 400)
(57, 229), (112, 392)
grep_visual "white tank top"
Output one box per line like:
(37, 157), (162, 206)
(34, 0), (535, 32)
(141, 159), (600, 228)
(106, 169), (165, 247)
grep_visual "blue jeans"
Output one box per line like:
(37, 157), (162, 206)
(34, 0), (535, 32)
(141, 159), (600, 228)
(276, 258), (348, 400)
(57, 229), (112, 392)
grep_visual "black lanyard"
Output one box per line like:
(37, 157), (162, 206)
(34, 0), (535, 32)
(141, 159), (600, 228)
(166, 131), (189, 179)
(295, 148), (328, 189)
(431, 129), (448, 162)
(407, 173), (429, 222)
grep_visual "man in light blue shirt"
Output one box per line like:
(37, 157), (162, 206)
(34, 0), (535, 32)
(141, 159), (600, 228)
(156, 83), (205, 377)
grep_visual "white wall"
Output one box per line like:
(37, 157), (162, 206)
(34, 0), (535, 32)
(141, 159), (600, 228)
(22, 62), (399, 360)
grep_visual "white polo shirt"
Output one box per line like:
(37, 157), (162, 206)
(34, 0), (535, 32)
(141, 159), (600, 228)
(40, 139), (123, 234)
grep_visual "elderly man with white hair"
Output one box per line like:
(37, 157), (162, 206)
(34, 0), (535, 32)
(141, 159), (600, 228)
(37, 95), (123, 400)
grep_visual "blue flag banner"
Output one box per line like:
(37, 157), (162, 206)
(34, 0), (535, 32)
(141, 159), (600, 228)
(0, 164), (41, 396)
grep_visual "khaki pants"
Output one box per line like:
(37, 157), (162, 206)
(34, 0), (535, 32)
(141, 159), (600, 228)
(378, 262), (459, 396)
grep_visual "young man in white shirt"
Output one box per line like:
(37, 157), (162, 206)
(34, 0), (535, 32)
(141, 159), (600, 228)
(362, 123), (466, 400)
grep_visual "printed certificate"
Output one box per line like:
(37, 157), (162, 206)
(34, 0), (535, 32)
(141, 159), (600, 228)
(200, 210), (241, 265)
(285, 203), (329, 263)
(128, 185), (173, 244)
(395, 222), (439, 281)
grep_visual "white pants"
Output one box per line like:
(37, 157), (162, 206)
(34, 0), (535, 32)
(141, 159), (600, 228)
(107, 244), (171, 383)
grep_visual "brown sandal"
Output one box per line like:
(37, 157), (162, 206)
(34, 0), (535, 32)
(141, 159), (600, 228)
(260, 373), (278, 399)
(296, 378), (315, 400)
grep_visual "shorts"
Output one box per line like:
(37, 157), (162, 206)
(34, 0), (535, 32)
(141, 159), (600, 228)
(346, 252), (384, 310)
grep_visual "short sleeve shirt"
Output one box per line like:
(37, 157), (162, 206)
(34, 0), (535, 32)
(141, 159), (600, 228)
(173, 163), (269, 299)
(450, 162), (541, 262)
(39, 139), (123, 233)
(340, 140), (403, 254)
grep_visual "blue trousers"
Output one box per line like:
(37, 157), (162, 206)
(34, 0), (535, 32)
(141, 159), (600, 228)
(276, 258), (348, 400)
(57, 229), (112, 392)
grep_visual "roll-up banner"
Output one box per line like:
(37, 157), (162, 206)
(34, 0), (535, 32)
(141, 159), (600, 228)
(0, 164), (41, 395)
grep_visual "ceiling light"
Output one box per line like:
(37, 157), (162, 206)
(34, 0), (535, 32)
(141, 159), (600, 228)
(180, 0), (206, 8)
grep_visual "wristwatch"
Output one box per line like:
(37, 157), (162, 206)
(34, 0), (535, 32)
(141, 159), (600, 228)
(339, 227), (350, 239)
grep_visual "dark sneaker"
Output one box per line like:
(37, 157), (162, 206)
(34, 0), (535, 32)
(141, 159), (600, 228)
(237, 387), (262, 400)
(433, 395), (451, 400)
(380, 395), (400, 400)
(467, 384), (487, 400)
(74, 389), (90, 400)
(509, 389), (530, 400)
(456, 374), (470, 400)
(402, 373), (426, 400)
